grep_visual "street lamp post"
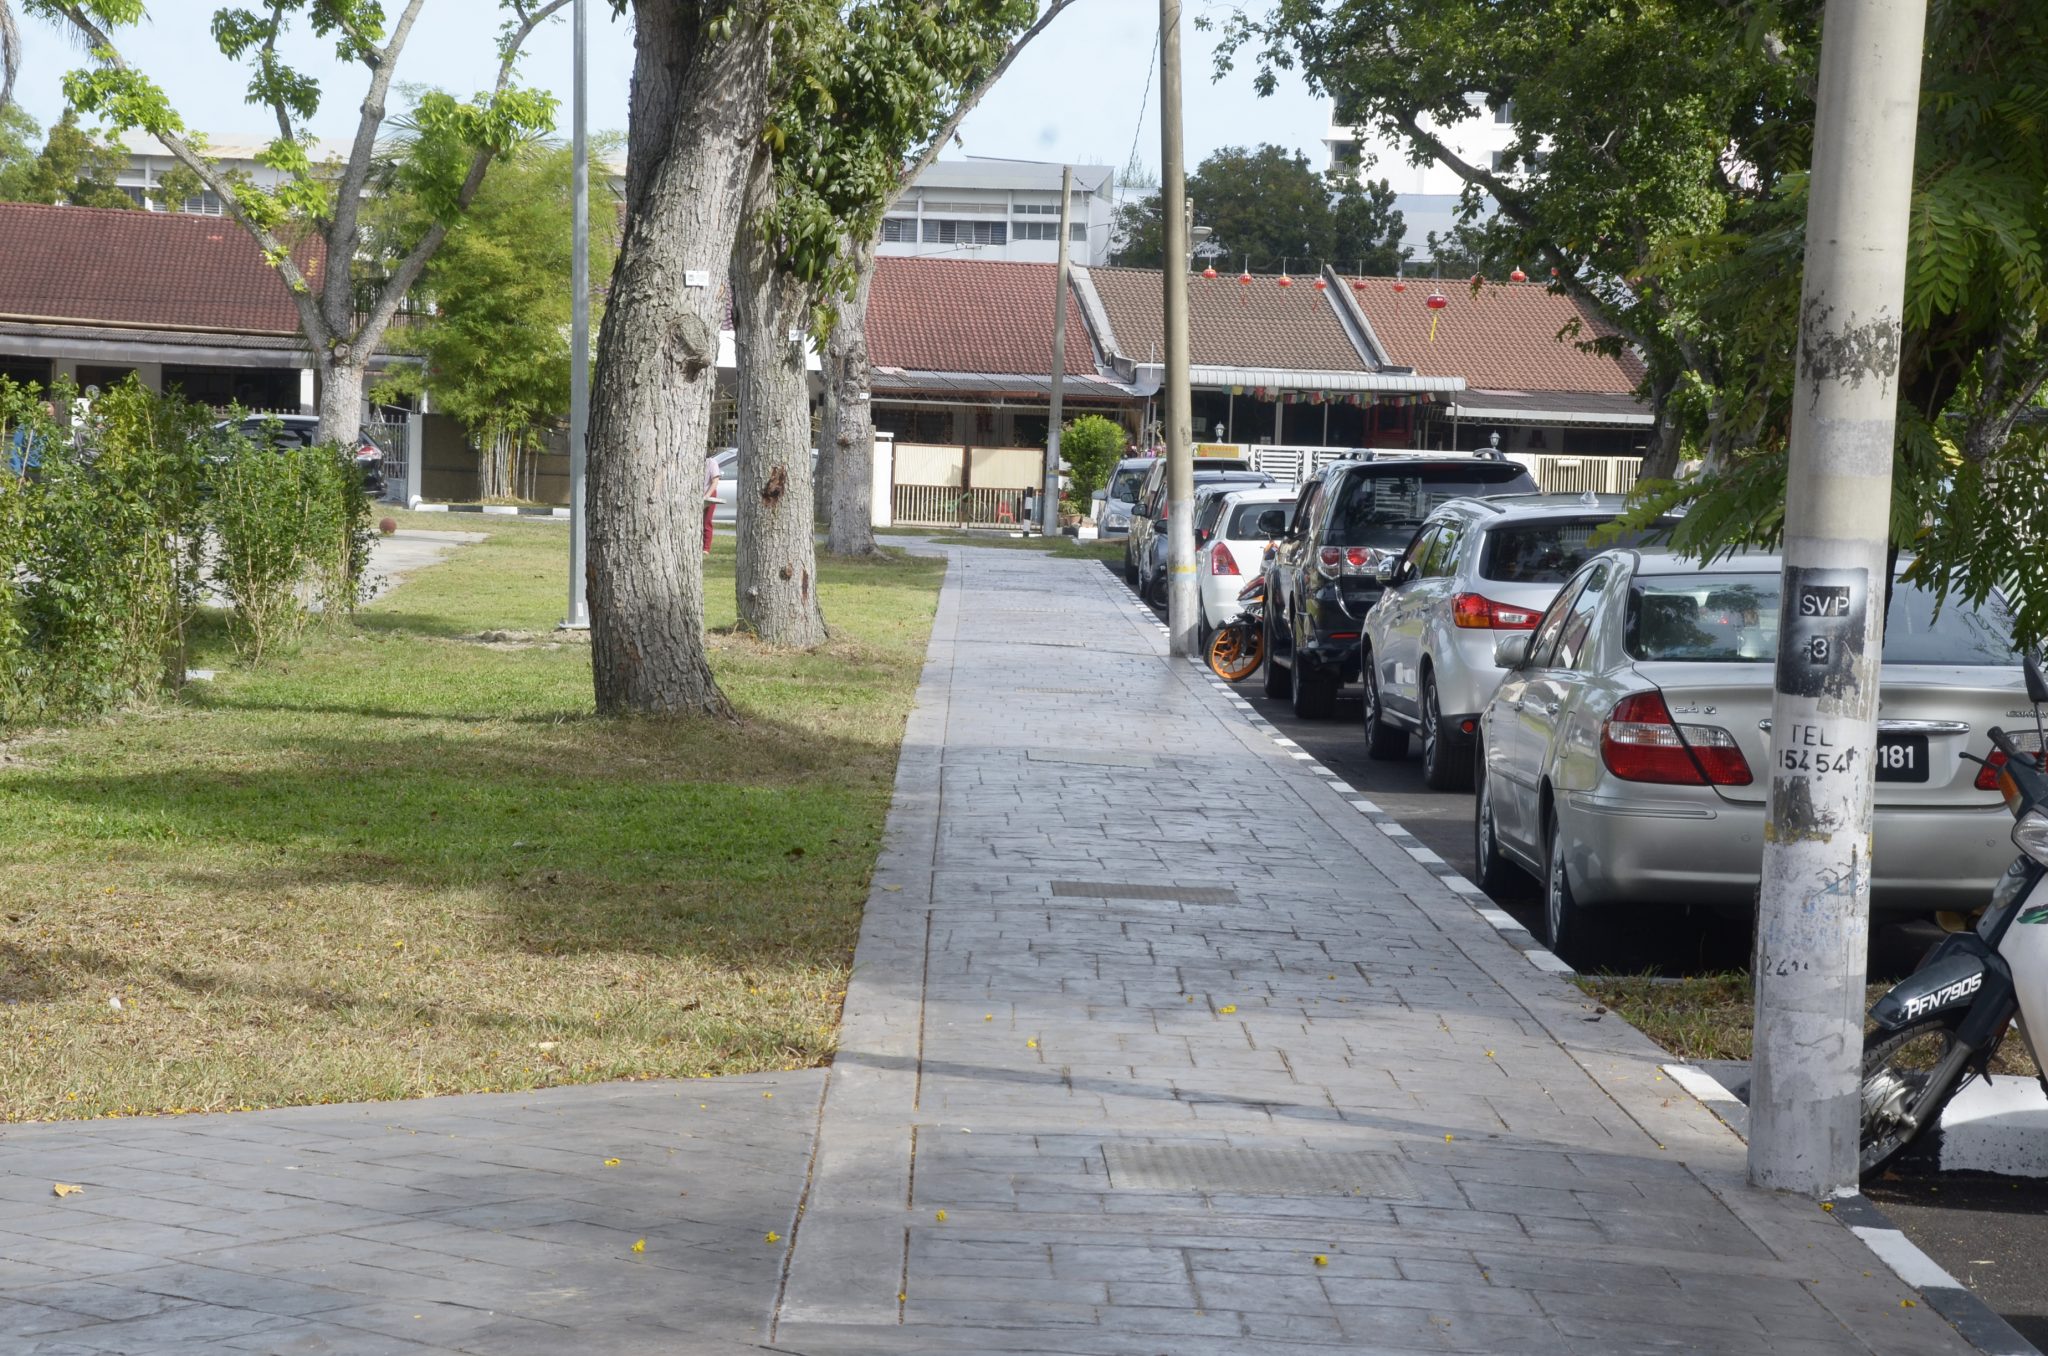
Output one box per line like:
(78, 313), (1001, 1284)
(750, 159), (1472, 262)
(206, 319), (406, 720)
(561, 0), (591, 630)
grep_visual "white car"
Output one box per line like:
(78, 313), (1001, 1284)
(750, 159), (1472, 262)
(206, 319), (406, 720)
(709, 447), (739, 523)
(1361, 494), (1659, 789)
(1095, 456), (1152, 538)
(1198, 487), (1295, 648)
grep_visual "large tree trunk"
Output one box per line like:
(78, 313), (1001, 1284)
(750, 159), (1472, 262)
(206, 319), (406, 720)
(316, 357), (366, 447)
(731, 147), (828, 647)
(585, 2), (771, 716)
(823, 237), (880, 556)
(1636, 371), (1685, 481)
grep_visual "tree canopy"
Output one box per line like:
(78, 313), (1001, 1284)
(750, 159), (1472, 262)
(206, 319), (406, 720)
(1112, 142), (1406, 274)
(0, 107), (132, 207)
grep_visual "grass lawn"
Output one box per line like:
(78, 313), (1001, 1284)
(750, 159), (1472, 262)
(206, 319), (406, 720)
(0, 513), (943, 1121)
(1580, 971), (2040, 1077)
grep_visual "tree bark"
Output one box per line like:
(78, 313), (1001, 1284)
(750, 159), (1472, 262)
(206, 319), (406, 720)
(317, 358), (366, 448)
(731, 146), (828, 646)
(823, 237), (880, 556)
(1636, 371), (1685, 481)
(585, 2), (771, 717)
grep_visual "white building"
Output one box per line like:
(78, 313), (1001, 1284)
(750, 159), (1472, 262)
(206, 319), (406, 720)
(115, 133), (355, 214)
(880, 158), (1116, 267)
(1324, 98), (1520, 266)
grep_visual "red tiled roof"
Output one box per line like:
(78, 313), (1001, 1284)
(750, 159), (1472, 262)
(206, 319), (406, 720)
(1088, 267), (1373, 373)
(1345, 276), (1644, 394)
(0, 202), (319, 336)
(869, 256), (1094, 377)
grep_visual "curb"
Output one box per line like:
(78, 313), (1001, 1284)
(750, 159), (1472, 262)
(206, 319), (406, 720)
(407, 502), (571, 518)
(1662, 1064), (2041, 1356)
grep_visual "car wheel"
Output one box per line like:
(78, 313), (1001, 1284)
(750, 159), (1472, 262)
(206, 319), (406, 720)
(1544, 812), (1597, 965)
(1361, 649), (1407, 758)
(1261, 603), (1291, 699)
(1291, 643), (1338, 720)
(1419, 672), (1471, 791)
(1472, 746), (1529, 898)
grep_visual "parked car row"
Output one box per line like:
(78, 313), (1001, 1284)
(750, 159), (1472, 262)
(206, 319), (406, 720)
(1157, 453), (2030, 963)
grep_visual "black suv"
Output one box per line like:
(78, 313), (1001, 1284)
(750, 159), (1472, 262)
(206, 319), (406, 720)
(1261, 454), (1537, 718)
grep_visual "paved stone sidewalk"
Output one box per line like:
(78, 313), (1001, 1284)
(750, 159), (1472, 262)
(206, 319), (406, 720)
(0, 1073), (818, 1353)
(771, 545), (1978, 1355)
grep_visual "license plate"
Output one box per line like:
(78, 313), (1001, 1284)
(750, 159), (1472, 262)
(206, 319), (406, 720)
(1875, 733), (1928, 783)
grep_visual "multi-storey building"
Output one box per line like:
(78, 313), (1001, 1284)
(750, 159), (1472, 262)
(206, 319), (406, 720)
(1323, 97), (1521, 267)
(879, 158), (1116, 267)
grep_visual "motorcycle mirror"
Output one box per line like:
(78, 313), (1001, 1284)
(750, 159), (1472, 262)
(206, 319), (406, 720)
(2026, 653), (2048, 707)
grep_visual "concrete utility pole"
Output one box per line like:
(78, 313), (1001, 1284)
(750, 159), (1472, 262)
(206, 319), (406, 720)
(1158, 0), (1197, 655)
(1749, 0), (1927, 1196)
(1041, 165), (1072, 537)
(561, 0), (591, 630)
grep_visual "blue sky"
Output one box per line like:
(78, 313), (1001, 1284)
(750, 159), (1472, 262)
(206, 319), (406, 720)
(7, 0), (1329, 175)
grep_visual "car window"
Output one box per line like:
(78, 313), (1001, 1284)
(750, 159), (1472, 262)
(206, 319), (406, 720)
(1225, 499), (1292, 538)
(1481, 517), (1666, 584)
(1624, 572), (2019, 665)
(1425, 522), (1463, 579)
(1552, 562), (1611, 669)
(1526, 571), (1591, 668)
(1291, 479), (1324, 538)
(1195, 494), (1229, 534)
(1108, 466), (1146, 502)
(1324, 465), (1537, 550)
(1400, 525), (1438, 577)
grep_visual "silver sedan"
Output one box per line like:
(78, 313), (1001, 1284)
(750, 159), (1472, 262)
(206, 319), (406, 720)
(1473, 548), (2029, 960)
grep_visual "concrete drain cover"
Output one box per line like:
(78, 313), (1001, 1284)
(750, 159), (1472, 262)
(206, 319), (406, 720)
(1050, 881), (1240, 904)
(1017, 688), (1115, 697)
(1102, 1145), (1416, 1198)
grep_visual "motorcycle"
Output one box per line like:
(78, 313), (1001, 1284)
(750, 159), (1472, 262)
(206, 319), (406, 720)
(1206, 573), (1268, 682)
(1859, 654), (2048, 1175)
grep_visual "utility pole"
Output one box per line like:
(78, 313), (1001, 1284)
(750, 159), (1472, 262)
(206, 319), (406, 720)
(1158, 0), (1196, 655)
(1041, 165), (1072, 537)
(1749, 0), (1926, 1196)
(560, 0), (591, 630)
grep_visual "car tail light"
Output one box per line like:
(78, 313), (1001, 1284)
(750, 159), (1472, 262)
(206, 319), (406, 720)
(1317, 545), (1381, 579)
(1600, 691), (1752, 786)
(1976, 734), (2046, 793)
(1452, 592), (1541, 630)
(1210, 542), (1240, 576)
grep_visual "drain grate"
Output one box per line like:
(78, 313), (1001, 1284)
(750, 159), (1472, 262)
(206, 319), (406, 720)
(1050, 881), (1240, 904)
(1102, 1144), (1417, 1198)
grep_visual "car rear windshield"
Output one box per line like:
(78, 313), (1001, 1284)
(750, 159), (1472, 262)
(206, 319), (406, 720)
(1627, 572), (2018, 666)
(1107, 466), (1147, 501)
(1225, 500), (1292, 538)
(1327, 465), (1537, 550)
(1481, 517), (1665, 584)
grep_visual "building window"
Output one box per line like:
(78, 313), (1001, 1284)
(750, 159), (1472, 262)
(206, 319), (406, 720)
(1069, 222), (1087, 242)
(1494, 99), (1515, 124)
(1015, 203), (1059, 215)
(922, 219), (1006, 245)
(1330, 140), (1361, 170)
(882, 217), (916, 242)
(182, 192), (225, 215)
(1015, 221), (1057, 241)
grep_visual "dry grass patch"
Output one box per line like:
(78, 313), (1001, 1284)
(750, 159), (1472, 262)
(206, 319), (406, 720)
(0, 514), (943, 1120)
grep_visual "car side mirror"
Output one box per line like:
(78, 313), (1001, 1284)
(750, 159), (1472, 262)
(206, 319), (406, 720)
(1255, 509), (1287, 537)
(2028, 654), (2048, 706)
(1373, 558), (1400, 585)
(1494, 634), (1532, 669)
(1091, 489), (1107, 503)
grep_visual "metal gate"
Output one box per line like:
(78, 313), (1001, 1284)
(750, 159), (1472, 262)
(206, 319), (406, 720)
(364, 418), (412, 503)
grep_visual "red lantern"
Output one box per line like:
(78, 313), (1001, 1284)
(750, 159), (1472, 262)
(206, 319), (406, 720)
(1392, 280), (1407, 294)
(1425, 292), (1449, 311)
(1469, 273), (1482, 287)
(1277, 274), (1293, 288)
(1350, 278), (1367, 292)
(1510, 267), (1527, 283)
(1202, 265), (1218, 280)
(1550, 267), (1560, 278)
(1313, 277), (1328, 291)
(1239, 270), (1252, 286)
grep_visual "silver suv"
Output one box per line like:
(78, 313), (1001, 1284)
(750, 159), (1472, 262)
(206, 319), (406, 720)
(1361, 493), (1660, 788)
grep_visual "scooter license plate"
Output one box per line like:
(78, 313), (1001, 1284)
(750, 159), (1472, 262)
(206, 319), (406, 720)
(1875, 733), (1929, 783)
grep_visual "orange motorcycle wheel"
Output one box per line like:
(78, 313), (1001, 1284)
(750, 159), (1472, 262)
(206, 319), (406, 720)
(1207, 622), (1264, 682)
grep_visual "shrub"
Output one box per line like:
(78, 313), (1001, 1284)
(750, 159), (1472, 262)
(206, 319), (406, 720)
(1058, 414), (1127, 502)
(206, 421), (364, 662)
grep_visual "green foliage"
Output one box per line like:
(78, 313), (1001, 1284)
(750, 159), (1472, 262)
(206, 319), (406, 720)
(374, 134), (620, 474)
(205, 424), (362, 662)
(1058, 413), (1125, 501)
(1111, 142), (1406, 273)
(0, 378), (207, 722)
(0, 379), (370, 724)
(760, 0), (1038, 329)
(0, 107), (133, 207)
